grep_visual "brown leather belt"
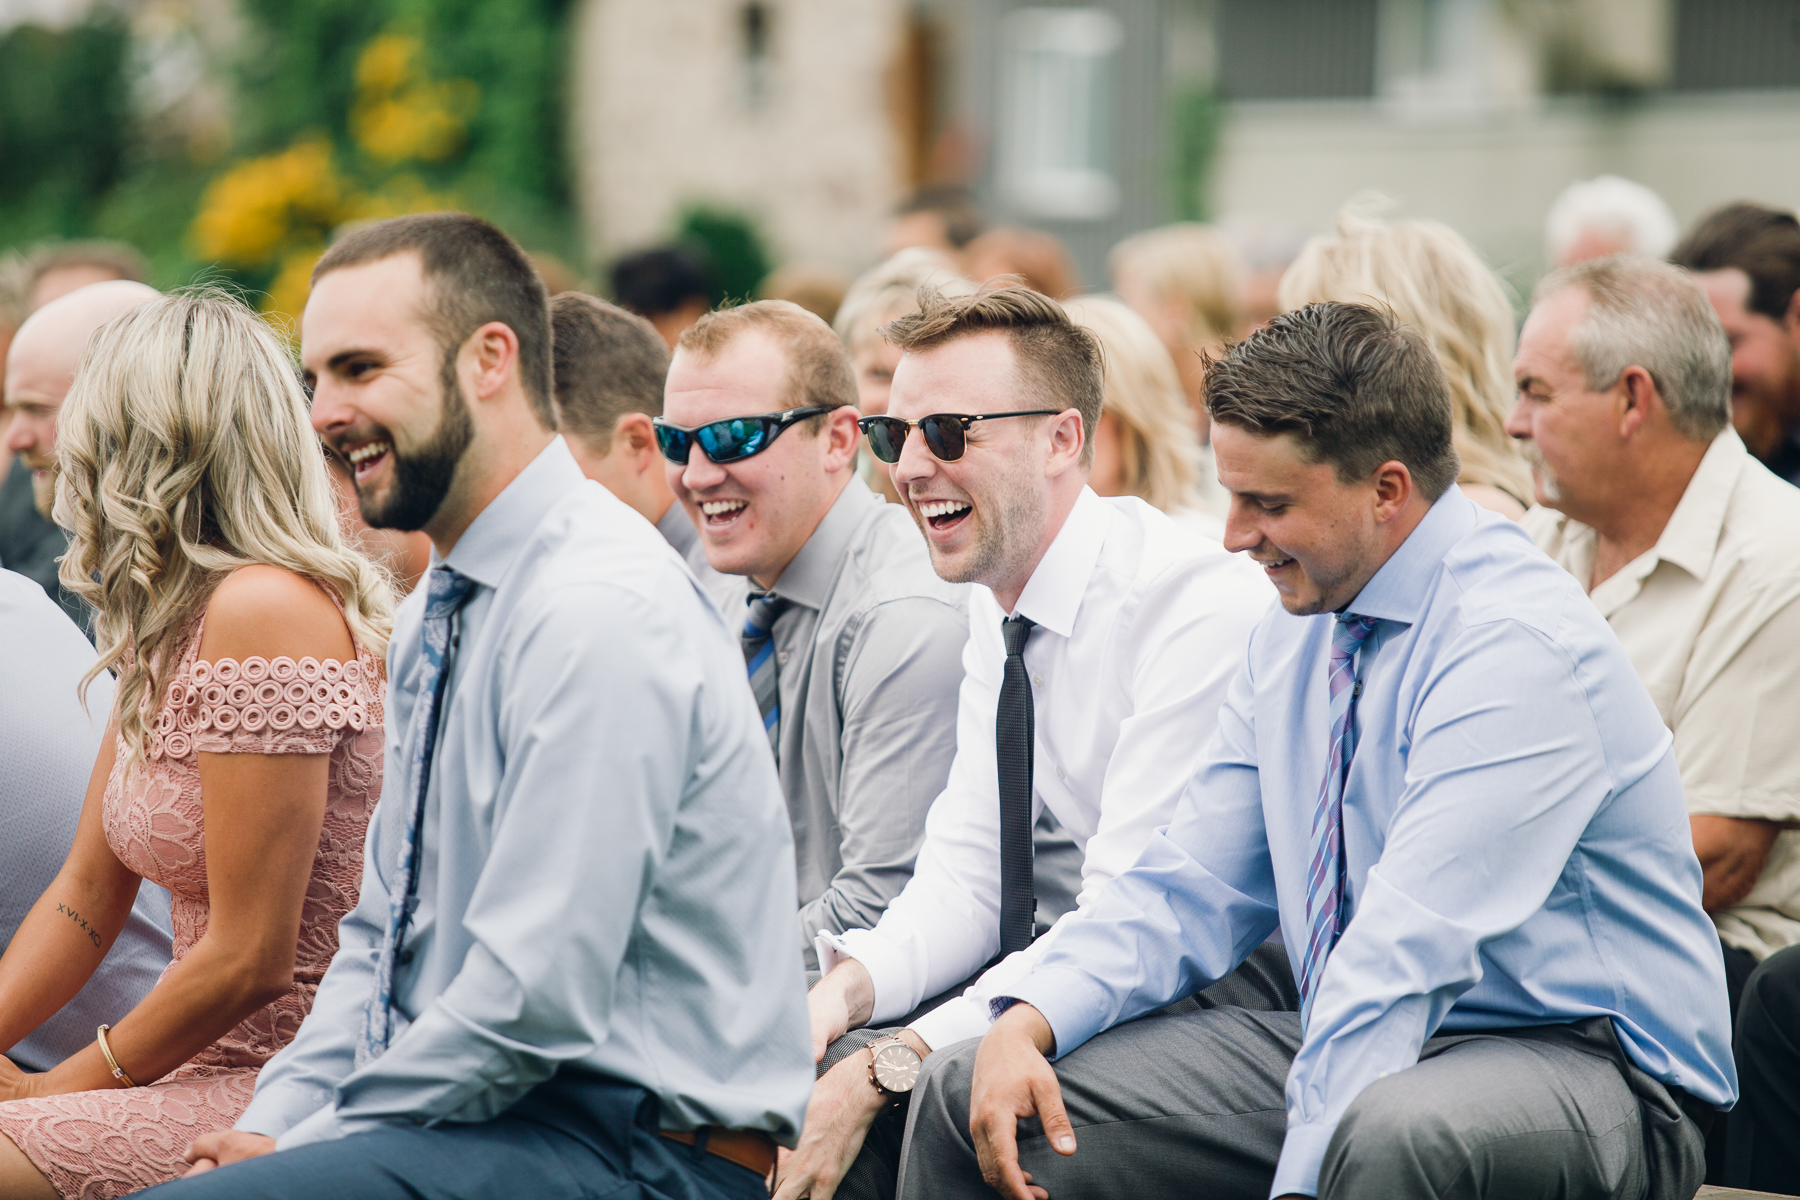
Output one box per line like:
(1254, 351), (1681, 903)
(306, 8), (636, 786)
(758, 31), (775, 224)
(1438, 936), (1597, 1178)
(661, 1126), (777, 1180)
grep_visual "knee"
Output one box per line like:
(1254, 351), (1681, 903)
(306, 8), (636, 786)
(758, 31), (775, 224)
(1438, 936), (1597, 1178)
(1323, 1072), (1466, 1187)
(1737, 945), (1800, 1058)
(913, 1038), (980, 1136)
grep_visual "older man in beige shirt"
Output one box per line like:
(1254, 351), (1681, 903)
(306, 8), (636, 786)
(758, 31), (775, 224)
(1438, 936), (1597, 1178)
(1510, 256), (1800, 1013)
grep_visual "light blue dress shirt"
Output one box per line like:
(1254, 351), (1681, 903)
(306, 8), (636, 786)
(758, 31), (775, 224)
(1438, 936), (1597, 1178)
(236, 439), (814, 1148)
(1007, 489), (1737, 1198)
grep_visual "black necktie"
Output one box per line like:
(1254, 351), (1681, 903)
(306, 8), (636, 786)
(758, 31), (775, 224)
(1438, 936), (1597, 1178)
(996, 615), (1037, 956)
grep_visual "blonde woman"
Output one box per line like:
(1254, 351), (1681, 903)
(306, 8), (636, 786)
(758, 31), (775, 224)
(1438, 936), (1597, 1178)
(1064, 295), (1224, 530)
(0, 293), (392, 1200)
(1109, 223), (1244, 441)
(1278, 207), (1535, 519)
(833, 247), (975, 502)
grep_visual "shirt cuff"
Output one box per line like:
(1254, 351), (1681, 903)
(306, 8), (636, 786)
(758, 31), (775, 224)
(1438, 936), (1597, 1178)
(1001, 964), (1117, 1062)
(272, 1104), (358, 1151)
(1270, 1119), (1334, 1198)
(908, 995), (990, 1052)
(816, 928), (917, 1026)
(235, 1086), (325, 1141)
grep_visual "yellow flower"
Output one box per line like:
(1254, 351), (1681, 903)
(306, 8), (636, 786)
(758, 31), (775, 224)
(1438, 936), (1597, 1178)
(261, 246), (325, 342)
(191, 139), (346, 266)
(349, 34), (480, 165)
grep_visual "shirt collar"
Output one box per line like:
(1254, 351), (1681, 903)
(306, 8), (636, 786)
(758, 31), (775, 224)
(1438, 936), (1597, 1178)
(766, 476), (878, 610)
(1345, 486), (1479, 625)
(437, 437), (587, 589)
(1641, 428), (1745, 583)
(1009, 486), (1108, 639)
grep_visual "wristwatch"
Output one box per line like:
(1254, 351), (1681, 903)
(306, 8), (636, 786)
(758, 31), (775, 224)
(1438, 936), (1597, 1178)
(866, 1033), (923, 1102)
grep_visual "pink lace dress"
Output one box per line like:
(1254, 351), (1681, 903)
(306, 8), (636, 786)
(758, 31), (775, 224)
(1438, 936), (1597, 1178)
(0, 612), (384, 1200)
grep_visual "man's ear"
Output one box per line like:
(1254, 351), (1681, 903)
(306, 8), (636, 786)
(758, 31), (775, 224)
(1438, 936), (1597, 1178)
(821, 404), (862, 473)
(1371, 460), (1415, 524)
(1784, 287), (1800, 341)
(1615, 364), (1659, 439)
(612, 412), (659, 471)
(465, 321), (521, 402)
(1046, 408), (1085, 478)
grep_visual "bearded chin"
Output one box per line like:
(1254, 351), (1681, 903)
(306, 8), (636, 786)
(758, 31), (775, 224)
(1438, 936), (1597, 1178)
(359, 378), (475, 532)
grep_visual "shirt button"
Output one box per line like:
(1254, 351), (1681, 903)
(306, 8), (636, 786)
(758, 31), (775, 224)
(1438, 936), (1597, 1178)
(777, 651), (790, 664)
(398, 949), (415, 966)
(1032, 674), (1044, 686)
(1056, 765), (1066, 780)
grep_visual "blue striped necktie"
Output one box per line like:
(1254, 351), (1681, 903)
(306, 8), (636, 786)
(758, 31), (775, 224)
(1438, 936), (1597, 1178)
(357, 564), (477, 1067)
(1299, 612), (1379, 1027)
(743, 591), (790, 755)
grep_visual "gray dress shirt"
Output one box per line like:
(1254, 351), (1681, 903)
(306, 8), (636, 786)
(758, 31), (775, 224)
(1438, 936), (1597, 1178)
(236, 439), (813, 1148)
(718, 478), (969, 970)
(0, 569), (172, 1071)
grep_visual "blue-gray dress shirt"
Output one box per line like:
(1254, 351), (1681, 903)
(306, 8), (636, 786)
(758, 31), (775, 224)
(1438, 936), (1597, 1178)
(236, 439), (813, 1148)
(1005, 489), (1737, 1198)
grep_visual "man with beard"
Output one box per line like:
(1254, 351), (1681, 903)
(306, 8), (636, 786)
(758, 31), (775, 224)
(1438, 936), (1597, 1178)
(1510, 256), (1800, 1181)
(908, 301), (1733, 1200)
(774, 285), (1276, 1200)
(1, 279), (158, 626)
(1671, 203), (1800, 485)
(154, 213), (812, 1200)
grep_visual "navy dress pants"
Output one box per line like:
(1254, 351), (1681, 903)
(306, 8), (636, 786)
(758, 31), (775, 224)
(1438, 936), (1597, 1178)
(138, 1068), (768, 1200)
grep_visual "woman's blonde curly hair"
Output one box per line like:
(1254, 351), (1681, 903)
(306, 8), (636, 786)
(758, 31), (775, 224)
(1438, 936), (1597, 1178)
(55, 290), (394, 764)
(1278, 204), (1534, 506)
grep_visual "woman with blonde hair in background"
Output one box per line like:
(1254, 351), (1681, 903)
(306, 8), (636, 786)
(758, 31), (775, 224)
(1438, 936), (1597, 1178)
(1109, 223), (1243, 435)
(1064, 295), (1223, 532)
(1278, 206), (1535, 518)
(833, 247), (975, 502)
(0, 292), (392, 1200)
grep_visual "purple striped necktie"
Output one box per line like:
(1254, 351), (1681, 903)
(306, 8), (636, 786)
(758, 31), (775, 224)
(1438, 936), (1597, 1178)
(1299, 612), (1380, 1027)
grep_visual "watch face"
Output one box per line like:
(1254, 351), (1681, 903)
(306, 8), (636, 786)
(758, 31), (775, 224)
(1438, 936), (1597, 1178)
(872, 1043), (921, 1093)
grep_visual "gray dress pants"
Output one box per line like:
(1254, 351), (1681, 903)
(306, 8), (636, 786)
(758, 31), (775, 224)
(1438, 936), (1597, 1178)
(896, 1009), (1707, 1200)
(820, 942), (1298, 1200)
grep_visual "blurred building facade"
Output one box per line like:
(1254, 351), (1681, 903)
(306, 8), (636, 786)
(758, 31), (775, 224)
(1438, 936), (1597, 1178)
(572, 0), (1800, 288)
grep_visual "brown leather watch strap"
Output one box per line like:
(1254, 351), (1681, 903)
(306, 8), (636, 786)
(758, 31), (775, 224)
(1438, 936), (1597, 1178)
(661, 1126), (778, 1179)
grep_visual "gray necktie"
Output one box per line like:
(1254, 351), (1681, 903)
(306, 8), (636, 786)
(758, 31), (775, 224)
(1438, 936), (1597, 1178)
(742, 590), (790, 755)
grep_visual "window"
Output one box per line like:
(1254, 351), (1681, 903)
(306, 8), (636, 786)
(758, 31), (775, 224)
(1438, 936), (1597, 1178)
(997, 6), (1125, 221)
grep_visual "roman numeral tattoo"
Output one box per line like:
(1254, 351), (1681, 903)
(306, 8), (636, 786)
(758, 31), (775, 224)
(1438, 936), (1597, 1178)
(56, 902), (103, 948)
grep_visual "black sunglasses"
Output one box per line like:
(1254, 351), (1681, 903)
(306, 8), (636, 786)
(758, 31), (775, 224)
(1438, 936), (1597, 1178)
(857, 410), (1062, 464)
(653, 406), (832, 465)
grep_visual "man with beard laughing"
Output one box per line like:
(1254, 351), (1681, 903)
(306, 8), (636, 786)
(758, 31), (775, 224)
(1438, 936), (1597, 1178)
(774, 284), (1276, 1200)
(155, 212), (812, 1200)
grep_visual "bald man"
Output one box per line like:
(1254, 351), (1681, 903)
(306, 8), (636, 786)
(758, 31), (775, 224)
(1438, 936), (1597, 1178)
(1, 280), (158, 625)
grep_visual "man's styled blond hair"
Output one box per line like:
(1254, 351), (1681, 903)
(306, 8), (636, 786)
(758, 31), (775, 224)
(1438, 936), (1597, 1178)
(56, 292), (394, 763)
(1063, 296), (1202, 513)
(1278, 207), (1533, 505)
(883, 282), (1104, 467)
(678, 299), (858, 427)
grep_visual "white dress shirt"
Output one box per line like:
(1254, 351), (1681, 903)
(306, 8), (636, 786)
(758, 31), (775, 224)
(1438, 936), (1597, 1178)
(819, 488), (1273, 1048)
(237, 439), (813, 1148)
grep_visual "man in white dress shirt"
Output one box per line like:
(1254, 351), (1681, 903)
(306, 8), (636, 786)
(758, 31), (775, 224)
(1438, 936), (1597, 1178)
(773, 285), (1277, 1200)
(156, 213), (812, 1200)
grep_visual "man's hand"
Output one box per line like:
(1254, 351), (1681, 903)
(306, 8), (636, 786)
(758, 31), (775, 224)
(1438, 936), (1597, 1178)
(970, 1004), (1072, 1200)
(807, 960), (876, 1063)
(182, 1131), (275, 1177)
(770, 1041), (894, 1199)
(1692, 815), (1781, 912)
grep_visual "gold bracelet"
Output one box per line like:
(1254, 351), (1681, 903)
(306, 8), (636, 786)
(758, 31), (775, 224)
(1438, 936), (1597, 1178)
(94, 1024), (137, 1088)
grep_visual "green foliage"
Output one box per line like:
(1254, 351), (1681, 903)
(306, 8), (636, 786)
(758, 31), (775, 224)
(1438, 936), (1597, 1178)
(0, 18), (133, 243)
(678, 205), (772, 308)
(1168, 83), (1221, 223)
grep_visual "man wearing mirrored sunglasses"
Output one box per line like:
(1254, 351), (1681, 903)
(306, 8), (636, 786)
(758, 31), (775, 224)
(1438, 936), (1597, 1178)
(774, 284), (1278, 1200)
(659, 299), (970, 984)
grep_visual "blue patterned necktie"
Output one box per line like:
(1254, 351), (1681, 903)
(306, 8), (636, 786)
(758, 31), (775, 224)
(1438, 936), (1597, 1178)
(357, 564), (478, 1067)
(1298, 613), (1380, 1028)
(742, 590), (790, 755)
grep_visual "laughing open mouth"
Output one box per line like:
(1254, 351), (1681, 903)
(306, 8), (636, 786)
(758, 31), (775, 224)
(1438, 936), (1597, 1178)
(345, 440), (391, 484)
(917, 500), (972, 531)
(701, 499), (748, 527)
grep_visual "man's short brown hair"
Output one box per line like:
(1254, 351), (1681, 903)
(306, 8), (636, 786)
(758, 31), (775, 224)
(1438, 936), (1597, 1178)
(881, 282), (1103, 465)
(1206, 301), (1460, 499)
(675, 299), (857, 429)
(313, 212), (554, 428)
(1670, 201), (1800, 324)
(549, 293), (670, 453)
